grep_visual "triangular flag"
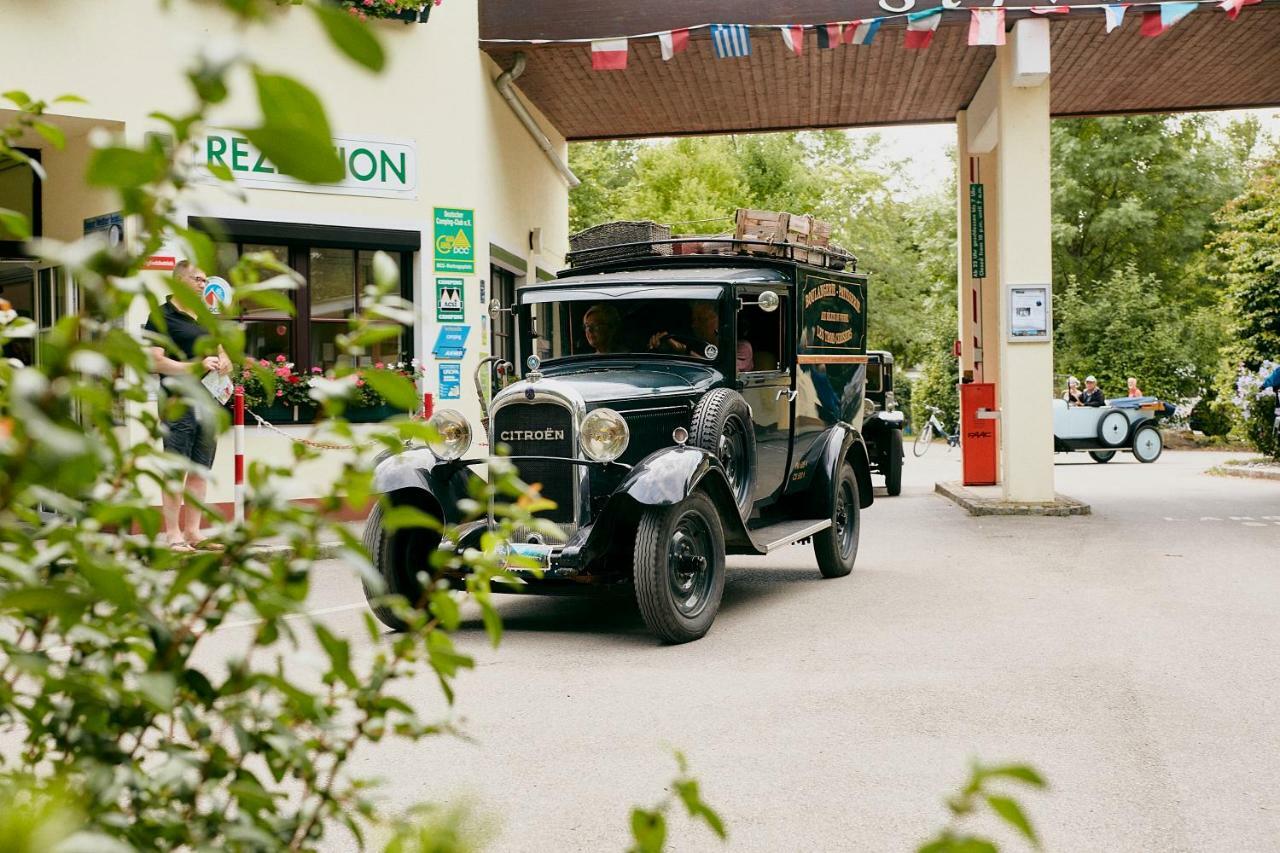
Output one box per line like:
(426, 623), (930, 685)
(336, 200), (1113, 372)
(711, 24), (751, 58)
(905, 7), (944, 49)
(968, 8), (1006, 45)
(779, 26), (805, 55)
(590, 38), (628, 71)
(817, 23), (843, 48)
(845, 19), (882, 45)
(1141, 1), (1197, 35)
(1030, 5), (1070, 13)
(1103, 4), (1128, 32)
(1218, 0), (1260, 19)
(657, 29), (689, 61)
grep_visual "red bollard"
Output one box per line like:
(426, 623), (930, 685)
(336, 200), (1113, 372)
(422, 392), (433, 420)
(234, 386), (245, 523)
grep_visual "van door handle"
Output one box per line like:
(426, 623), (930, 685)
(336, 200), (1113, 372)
(775, 388), (798, 402)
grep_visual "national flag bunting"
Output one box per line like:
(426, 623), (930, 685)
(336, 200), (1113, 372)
(817, 23), (843, 49)
(905, 7), (944, 49)
(968, 8), (1006, 45)
(845, 19), (881, 45)
(1030, 5), (1070, 13)
(779, 25), (805, 55)
(1219, 0), (1261, 19)
(657, 29), (689, 61)
(1140, 1), (1197, 36)
(590, 38), (628, 71)
(1103, 4), (1128, 32)
(711, 24), (751, 58)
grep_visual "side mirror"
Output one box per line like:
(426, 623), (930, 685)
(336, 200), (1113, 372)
(757, 290), (780, 313)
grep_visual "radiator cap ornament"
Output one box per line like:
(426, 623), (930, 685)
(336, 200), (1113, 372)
(525, 354), (543, 384)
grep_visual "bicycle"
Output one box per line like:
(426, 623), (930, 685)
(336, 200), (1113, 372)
(913, 405), (960, 457)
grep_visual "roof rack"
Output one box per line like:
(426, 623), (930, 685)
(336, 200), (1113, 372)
(565, 236), (858, 272)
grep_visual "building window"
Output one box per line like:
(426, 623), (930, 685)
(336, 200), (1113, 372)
(210, 236), (413, 374)
(490, 264), (517, 365)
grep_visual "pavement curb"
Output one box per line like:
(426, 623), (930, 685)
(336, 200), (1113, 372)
(1208, 465), (1280, 482)
(250, 540), (349, 561)
(934, 481), (1092, 517)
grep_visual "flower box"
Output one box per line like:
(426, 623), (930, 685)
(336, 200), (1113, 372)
(346, 403), (408, 423)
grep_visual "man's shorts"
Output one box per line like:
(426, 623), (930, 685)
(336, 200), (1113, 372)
(163, 408), (217, 470)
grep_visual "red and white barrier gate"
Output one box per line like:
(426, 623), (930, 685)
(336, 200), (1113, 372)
(233, 385), (245, 524)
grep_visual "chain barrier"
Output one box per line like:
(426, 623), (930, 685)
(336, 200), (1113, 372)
(245, 407), (374, 452)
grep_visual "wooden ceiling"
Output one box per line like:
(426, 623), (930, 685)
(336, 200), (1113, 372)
(479, 2), (1280, 140)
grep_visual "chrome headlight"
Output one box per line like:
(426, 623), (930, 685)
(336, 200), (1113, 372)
(426, 408), (472, 461)
(580, 407), (629, 463)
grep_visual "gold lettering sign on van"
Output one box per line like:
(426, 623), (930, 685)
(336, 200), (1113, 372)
(803, 282), (862, 313)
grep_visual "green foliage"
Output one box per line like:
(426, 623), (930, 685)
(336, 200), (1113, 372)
(911, 292), (960, 432)
(1215, 156), (1280, 370)
(1051, 115), (1247, 306)
(1054, 263), (1223, 402)
(918, 762), (1047, 852)
(627, 752), (726, 853)
(1230, 363), (1280, 460)
(568, 131), (956, 366)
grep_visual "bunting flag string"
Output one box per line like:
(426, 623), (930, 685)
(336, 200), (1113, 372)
(658, 28), (689, 60)
(486, 0), (1270, 64)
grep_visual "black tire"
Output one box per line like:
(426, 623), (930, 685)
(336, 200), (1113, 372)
(633, 492), (726, 644)
(1097, 409), (1130, 448)
(913, 422), (934, 457)
(814, 463), (860, 578)
(1089, 450), (1116, 464)
(1132, 424), (1163, 463)
(690, 389), (756, 518)
(361, 502), (434, 632)
(883, 430), (903, 496)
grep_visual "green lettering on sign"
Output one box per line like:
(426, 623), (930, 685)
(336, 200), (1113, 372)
(970, 183), (986, 280)
(350, 148), (377, 181)
(231, 136), (249, 172)
(434, 207), (475, 274)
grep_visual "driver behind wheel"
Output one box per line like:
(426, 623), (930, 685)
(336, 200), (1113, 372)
(648, 301), (719, 358)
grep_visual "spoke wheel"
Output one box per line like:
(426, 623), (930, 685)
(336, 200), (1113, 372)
(814, 463), (860, 578)
(913, 422), (934, 457)
(634, 492), (726, 644)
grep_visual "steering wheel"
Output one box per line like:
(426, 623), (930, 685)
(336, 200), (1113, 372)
(651, 332), (709, 357)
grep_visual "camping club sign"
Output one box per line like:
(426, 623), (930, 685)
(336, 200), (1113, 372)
(801, 277), (866, 354)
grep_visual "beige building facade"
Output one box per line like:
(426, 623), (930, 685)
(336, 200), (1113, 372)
(0, 0), (571, 509)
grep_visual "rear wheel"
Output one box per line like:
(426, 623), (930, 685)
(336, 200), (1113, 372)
(690, 389), (756, 518)
(1088, 450), (1116, 464)
(814, 464), (860, 578)
(633, 492), (726, 644)
(883, 430), (903, 496)
(1132, 424), (1163, 463)
(913, 421), (934, 457)
(1097, 409), (1130, 447)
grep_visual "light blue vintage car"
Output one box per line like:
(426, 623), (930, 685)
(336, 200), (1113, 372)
(1052, 396), (1171, 463)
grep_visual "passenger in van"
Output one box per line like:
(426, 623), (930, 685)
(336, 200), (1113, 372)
(583, 304), (623, 354)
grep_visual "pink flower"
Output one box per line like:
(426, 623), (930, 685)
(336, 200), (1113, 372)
(259, 359), (269, 367)
(275, 367), (290, 377)
(375, 362), (384, 369)
(276, 354), (286, 363)
(276, 389), (284, 397)
(311, 366), (322, 374)
(356, 379), (365, 387)
(363, 0), (374, 5)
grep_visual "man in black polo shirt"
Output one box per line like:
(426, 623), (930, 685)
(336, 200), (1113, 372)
(144, 260), (231, 552)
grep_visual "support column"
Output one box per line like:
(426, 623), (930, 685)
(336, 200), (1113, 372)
(994, 19), (1055, 502)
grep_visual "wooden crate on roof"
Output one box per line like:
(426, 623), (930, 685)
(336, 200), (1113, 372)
(734, 209), (789, 256)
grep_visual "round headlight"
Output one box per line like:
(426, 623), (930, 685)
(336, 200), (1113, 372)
(426, 408), (472, 461)
(580, 408), (630, 463)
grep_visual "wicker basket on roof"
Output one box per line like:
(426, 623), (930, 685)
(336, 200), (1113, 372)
(568, 220), (672, 265)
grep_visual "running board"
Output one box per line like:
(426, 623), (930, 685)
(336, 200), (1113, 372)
(747, 518), (832, 553)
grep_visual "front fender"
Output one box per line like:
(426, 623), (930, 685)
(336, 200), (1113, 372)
(371, 446), (477, 525)
(576, 446), (754, 562)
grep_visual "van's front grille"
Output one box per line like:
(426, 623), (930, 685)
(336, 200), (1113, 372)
(491, 401), (575, 523)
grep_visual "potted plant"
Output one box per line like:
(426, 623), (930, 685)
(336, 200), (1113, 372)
(347, 360), (423, 423)
(236, 356), (317, 424)
(333, 0), (431, 23)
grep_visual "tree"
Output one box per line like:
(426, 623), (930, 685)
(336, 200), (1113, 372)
(1215, 155), (1280, 370)
(1051, 115), (1245, 307)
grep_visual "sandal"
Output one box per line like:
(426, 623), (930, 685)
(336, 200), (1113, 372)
(190, 539), (226, 552)
(170, 541), (197, 554)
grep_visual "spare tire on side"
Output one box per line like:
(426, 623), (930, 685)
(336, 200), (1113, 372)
(690, 388), (756, 518)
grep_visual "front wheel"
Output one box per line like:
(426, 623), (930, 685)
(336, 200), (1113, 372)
(633, 492), (726, 644)
(1089, 450), (1116, 464)
(814, 464), (860, 578)
(883, 430), (903, 496)
(362, 502), (436, 632)
(913, 421), (935, 457)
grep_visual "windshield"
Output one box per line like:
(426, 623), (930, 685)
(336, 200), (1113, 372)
(523, 293), (724, 362)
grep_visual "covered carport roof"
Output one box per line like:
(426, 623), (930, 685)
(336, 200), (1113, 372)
(479, 0), (1280, 139)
